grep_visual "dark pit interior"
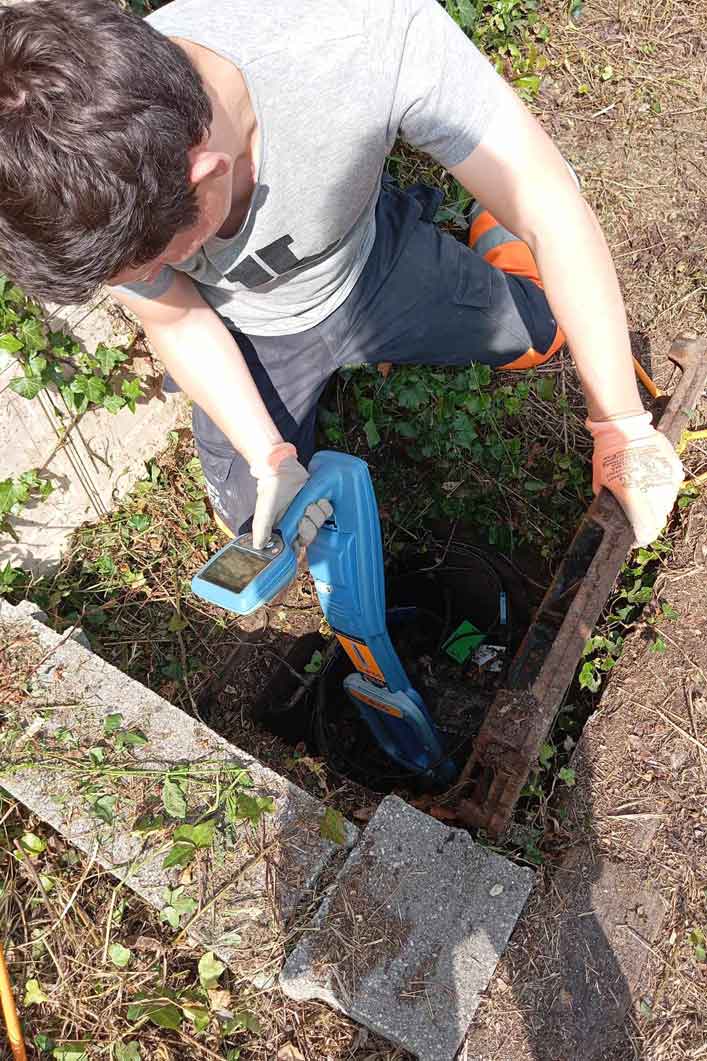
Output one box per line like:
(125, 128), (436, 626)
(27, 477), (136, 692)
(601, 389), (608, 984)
(251, 537), (538, 793)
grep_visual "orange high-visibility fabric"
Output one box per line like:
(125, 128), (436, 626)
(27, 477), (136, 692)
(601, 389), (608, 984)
(468, 211), (565, 369)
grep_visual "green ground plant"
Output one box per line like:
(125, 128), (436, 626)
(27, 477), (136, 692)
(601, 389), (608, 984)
(320, 361), (591, 561)
(579, 537), (674, 692)
(444, 0), (550, 96)
(0, 469), (54, 541)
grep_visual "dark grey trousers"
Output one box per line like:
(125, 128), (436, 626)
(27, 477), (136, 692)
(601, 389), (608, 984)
(191, 177), (558, 532)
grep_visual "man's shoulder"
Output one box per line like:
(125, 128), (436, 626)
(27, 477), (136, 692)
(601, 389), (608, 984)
(147, 0), (373, 65)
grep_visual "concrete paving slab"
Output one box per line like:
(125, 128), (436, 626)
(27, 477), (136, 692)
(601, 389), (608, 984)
(281, 794), (534, 1061)
(1, 291), (187, 574)
(0, 600), (356, 986)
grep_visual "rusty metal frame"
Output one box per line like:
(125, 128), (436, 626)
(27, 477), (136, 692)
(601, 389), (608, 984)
(457, 336), (707, 837)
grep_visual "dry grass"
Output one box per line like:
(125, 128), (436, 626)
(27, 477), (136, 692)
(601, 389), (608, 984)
(0, 792), (412, 1060)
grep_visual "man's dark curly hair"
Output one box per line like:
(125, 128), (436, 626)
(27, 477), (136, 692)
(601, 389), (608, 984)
(0, 0), (213, 303)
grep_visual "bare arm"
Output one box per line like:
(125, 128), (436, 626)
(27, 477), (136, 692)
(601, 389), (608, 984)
(110, 272), (282, 465)
(448, 79), (682, 545)
(450, 78), (643, 422)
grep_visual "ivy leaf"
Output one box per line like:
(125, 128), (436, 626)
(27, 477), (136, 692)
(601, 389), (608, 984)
(132, 812), (165, 836)
(128, 513), (151, 533)
(319, 807), (347, 846)
(108, 943), (132, 969)
(0, 332), (24, 354)
(535, 376), (555, 401)
(304, 650), (323, 674)
(102, 394), (125, 415)
(19, 831), (47, 857)
(84, 607), (107, 628)
(190, 819), (217, 848)
(121, 377), (143, 413)
(91, 794), (117, 824)
(52, 1045), (89, 1061)
(17, 316), (46, 353)
(104, 712), (123, 736)
(94, 344), (128, 376)
(68, 374), (107, 405)
(578, 661), (601, 692)
(114, 729), (148, 750)
(10, 375), (44, 399)
(163, 886), (196, 911)
(127, 1001), (182, 1031)
(163, 841), (196, 870)
(0, 479), (18, 516)
(198, 951), (226, 990)
(363, 418), (380, 448)
(558, 767), (576, 786)
(396, 381), (427, 409)
(160, 886), (197, 929)
(183, 1004), (210, 1033)
(538, 742), (555, 769)
(24, 979), (49, 1006)
(226, 793), (274, 826)
(97, 555), (117, 577)
(114, 1044), (142, 1061)
(184, 499), (209, 526)
(160, 905), (180, 930)
(396, 420), (418, 439)
(689, 927), (706, 961)
(228, 1010), (263, 1036)
(162, 776), (187, 819)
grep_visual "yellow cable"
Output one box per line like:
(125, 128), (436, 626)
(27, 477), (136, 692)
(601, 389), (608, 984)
(632, 356), (662, 399)
(0, 942), (27, 1061)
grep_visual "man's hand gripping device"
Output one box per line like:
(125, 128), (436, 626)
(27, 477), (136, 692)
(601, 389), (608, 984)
(192, 451), (456, 785)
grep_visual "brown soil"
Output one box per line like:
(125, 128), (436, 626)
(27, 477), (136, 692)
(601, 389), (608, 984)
(461, 503), (707, 1061)
(454, 4), (707, 1057)
(538, 0), (707, 393)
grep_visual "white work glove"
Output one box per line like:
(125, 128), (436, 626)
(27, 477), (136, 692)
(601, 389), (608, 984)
(250, 442), (332, 550)
(586, 412), (683, 547)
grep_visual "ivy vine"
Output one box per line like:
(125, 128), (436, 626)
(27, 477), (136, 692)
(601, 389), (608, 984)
(0, 274), (145, 537)
(0, 274), (143, 416)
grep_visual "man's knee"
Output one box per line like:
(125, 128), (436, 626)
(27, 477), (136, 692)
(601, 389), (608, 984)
(198, 445), (255, 536)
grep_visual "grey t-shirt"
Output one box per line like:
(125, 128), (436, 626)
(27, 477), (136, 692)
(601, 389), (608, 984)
(123, 0), (503, 336)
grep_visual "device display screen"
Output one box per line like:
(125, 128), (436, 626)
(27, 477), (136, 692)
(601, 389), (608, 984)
(200, 545), (272, 594)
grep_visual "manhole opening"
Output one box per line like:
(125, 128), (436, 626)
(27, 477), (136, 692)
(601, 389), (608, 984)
(252, 536), (537, 793)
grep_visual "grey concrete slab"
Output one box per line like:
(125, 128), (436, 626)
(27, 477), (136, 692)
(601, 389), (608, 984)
(1, 291), (188, 574)
(0, 601), (356, 987)
(281, 794), (534, 1061)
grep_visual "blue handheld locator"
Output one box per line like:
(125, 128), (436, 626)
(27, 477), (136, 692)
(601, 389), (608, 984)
(192, 451), (456, 785)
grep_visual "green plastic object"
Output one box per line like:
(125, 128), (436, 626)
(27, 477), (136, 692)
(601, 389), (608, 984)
(442, 620), (485, 664)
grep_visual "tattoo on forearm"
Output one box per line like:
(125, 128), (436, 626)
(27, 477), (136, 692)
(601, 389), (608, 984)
(603, 447), (675, 492)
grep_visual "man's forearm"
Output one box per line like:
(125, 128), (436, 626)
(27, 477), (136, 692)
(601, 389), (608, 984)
(528, 195), (644, 422)
(450, 82), (644, 423)
(143, 308), (283, 466)
(112, 273), (283, 466)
